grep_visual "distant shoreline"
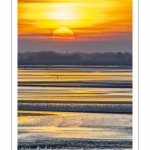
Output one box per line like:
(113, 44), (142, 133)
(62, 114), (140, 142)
(18, 64), (132, 68)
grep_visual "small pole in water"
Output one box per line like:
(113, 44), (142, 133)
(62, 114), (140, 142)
(57, 76), (58, 79)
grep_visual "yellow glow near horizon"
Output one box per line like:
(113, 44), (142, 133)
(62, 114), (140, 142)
(18, 0), (132, 41)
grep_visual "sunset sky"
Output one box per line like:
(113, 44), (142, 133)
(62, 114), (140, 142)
(18, 0), (132, 53)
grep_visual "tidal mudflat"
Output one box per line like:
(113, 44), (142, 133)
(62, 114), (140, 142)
(18, 66), (132, 149)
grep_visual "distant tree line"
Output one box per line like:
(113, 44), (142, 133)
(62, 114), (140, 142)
(18, 51), (132, 65)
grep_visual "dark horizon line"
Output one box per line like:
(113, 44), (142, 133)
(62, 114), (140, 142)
(18, 50), (132, 54)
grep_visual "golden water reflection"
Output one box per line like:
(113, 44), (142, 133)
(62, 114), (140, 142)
(18, 87), (132, 102)
(18, 67), (132, 102)
(18, 68), (132, 82)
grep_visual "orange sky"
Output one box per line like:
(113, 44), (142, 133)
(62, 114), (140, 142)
(18, 0), (132, 42)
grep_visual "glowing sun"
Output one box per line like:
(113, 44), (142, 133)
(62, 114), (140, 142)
(52, 27), (74, 43)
